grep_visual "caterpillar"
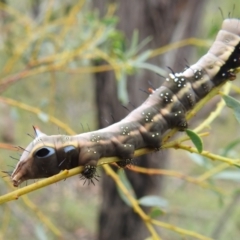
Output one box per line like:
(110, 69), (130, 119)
(11, 18), (240, 187)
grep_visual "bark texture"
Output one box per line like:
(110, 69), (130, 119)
(93, 1), (206, 240)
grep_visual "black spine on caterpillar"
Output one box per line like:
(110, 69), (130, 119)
(10, 19), (240, 187)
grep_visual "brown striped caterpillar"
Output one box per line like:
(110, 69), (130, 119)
(11, 18), (240, 187)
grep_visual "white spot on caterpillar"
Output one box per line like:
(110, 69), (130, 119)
(175, 73), (182, 77)
(121, 126), (131, 135)
(91, 134), (101, 142)
(169, 73), (175, 79)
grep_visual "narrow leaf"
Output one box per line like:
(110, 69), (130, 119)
(35, 224), (48, 240)
(117, 170), (136, 207)
(138, 195), (168, 208)
(117, 70), (129, 104)
(127, 30), (139, 57)
(134, 50), (152, 64)
(234, 164), (240, 169)
(213, 171), (240, 182)
(37, 112), (49, 122)
(132, 62), (167, 76)
(127, 35), (152, 58)
(187, 153), (212, 169)
(222, 95), (240, 124)
(185, 129), (203, 153)
(149, 207), (165, 218)
(221, 139), (240, 157)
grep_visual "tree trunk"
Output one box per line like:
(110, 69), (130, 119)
(93, 1), (206, 239)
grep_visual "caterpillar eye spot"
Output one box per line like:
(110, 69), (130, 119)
(35, 147), (55, 158)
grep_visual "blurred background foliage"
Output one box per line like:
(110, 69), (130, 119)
(0, 0), (240, 240)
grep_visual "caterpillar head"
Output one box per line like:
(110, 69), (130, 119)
(11, 128), (79, 187)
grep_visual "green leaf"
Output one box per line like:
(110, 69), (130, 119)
(215, 190), (224, 207)
(101, 16), (118, 26)
(149, 207), (165, 218)
(234, 164), (240, 169)
(213, 171), (240, 182)
(34, 224), (48, 240)
(127, 30), (139, 57)
(132, 50), (152, 64)
(185, 129), (203, 153)
(138, 195), (168, 208)
(37, 112), (49, 122)
(221, 139), (240, 157)
(127, 35), (152, 58)
(117, 70), (129, 104)
(187, 153), (212, 169)
(132, 62), (167, 76)
(117, 170), (136, 207)
(222, 95), (240, 124)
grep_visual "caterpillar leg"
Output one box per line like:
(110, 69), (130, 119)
(139, 123), (162, 150)
(161, 108), (188, 132)
(116, 158), (134, 168)
(78, 147), (101, 185)
(80, 161), (100, 185)
(176, 118), (188, 131)
(111, 139), (135, 168)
